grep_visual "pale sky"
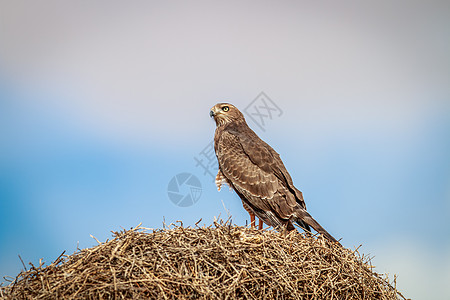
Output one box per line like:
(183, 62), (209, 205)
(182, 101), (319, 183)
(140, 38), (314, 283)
(1, 1), (449, 298)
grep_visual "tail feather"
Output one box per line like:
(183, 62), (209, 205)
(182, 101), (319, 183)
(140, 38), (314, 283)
(293, 208), (338, 243)
(295, 220), (311, 233)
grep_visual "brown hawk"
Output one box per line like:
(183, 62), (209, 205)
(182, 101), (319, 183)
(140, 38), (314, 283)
(210, 103), (338, 243)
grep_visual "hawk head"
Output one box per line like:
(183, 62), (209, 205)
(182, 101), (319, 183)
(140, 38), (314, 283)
(210, 103), (245, 127)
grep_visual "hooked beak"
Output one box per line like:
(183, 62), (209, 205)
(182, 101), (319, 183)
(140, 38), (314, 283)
(209, 110), (215, 118)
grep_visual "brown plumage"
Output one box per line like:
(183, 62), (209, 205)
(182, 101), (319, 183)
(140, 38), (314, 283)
(210, 103), (338, 243)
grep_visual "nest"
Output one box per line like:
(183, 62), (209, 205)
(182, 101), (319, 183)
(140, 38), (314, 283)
(0, 220), (406, 299)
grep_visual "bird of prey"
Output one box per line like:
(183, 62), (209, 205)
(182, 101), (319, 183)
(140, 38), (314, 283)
(210, 103), (338, 243)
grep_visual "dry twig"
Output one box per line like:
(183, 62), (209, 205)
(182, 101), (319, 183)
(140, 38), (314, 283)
(0, 220), (406, 299)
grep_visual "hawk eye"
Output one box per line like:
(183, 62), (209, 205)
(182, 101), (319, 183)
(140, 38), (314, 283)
(222, 106), (229, 112)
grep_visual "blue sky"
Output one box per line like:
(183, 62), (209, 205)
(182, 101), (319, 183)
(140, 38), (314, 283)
(1, 1), (449, 298)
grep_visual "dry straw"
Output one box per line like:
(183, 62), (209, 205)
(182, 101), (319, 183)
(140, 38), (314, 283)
(0, 220), (407, 299)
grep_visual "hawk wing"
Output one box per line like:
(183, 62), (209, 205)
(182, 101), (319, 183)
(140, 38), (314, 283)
(216, 167), (278, 228)
(223, 122), (306, 208)
(215, 124), (302, 227)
